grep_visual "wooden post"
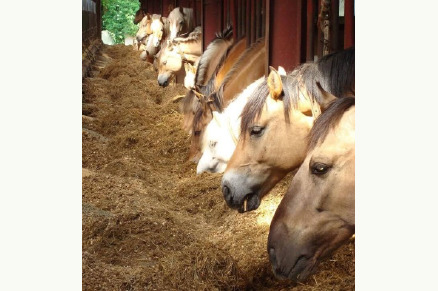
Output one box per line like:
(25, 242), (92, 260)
(344, 0), (354, 48)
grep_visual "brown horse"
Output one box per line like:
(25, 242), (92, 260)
(167, 7), (196, 41)
(221, 47), (355, 212)
(268, 97), (355, 282)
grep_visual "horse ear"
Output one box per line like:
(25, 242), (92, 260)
(278, 66), (287, 76)
(267, 66), (283, 100)
(179, 6), (184, 14)
(184, 63), (189, 72)
(316, 81), (338, 110)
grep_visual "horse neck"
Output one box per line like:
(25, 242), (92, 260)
(214, 39), (247, 90)
(174, 32), (202, 56)
(222, 44), (266, 105)
(197, 37), (234, 86)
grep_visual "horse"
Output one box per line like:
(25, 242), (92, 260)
(267, 97), (355, 282)
(197, 66), (286, 174)
(179, 26), (235, 141)
(167, 7), (196, 41)
(156, 27), (202, 87)
(196, 77), (265, 174)
(221, 47), (355, 213)
(135, 14), (153, 47)
(187, 38), (265, 163)
(139, 34), (160, 62)
(139, 15), (169, 63)
(149, 15), (169, 48)
(184, 62), (198, 90)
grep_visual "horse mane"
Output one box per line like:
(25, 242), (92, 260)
(308, 97), (355, 151)
(240, 47), (355, 136)
(182, 7), (195, 33)
(173, 26), (202, 43)
(215, 38), (265, 110)
(180, 26), (233, 125)
(195, 25), (234, 86)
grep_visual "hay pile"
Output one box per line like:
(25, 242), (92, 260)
(82, 45), (354, 290)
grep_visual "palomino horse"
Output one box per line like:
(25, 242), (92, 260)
(140, 15), (169, 63)
(156, 27), (202, 87)
(187, 38), (264, 162)
(268, 97), (355, 282)
(135, 14), (153, 46)
(221, 47), (355, 212)
(167, 7), (196, 41)
(149, 15), (169, 48)
(196, 77), (265, 174)
(180, 26), (235, 137)
(184, 61), (198, 90)
(197, 67), (286, 174)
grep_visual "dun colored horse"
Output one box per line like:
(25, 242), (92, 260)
(221, 48), (355, 212)
(196, 77), (265, 174)
(135, 14), (153, 46)
(140, 15), (169, 63)
(180, 26), (235, 136)
(167, 7), (196, 41)
(268, 97), (355, 282)
(187, 38), (265, 162)
(156, 27), (202, 87)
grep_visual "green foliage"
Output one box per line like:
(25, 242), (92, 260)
(102, 0), (139, 44)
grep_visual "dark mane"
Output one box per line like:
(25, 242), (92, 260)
(308, 97), (355, 151)
(172, 26), (202, 44)
(240, 48), (355, 136)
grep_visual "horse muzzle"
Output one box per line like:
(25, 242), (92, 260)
(221, 172), (261, 212)
(267, 223), (314, 282)
(157, 74), (170, 87)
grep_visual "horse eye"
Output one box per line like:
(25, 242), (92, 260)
(250, 126), (265, 137)
(194, 130), (201, 136)
(311, 163), (331, 175)
(210, 141), (217, 148)
(179, 21), (184, 25)
(163, 60), (167, 65)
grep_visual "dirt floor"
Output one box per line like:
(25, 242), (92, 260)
(82, 44), (355, 290)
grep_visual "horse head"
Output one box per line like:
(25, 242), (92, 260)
(168, 7), (194, 41)
(136, 14), (152, 43)
(220, 48), (355, 212)
(268, 97), (355, 282)
(156, 40), (184, 87)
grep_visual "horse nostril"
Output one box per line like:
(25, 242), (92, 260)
(222, 185), (231, 202)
